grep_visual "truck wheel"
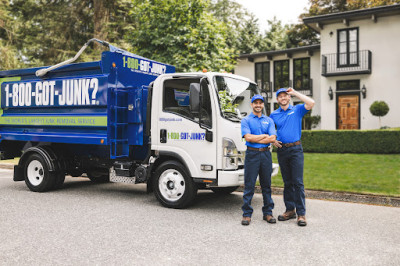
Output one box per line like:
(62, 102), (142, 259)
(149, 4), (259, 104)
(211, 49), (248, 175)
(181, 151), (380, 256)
(210, 186), (239, 195)
(87, 170), (110, 183)
(53, 173), (65, 190)
(24, 153), (55, 192)
(153, 161), (197, 209)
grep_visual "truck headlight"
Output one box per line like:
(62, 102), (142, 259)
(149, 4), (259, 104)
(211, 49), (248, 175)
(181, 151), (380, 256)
(222, 138), (239, 170)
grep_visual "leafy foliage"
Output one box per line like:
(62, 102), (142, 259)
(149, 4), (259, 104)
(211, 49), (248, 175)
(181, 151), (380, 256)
(218, 90), (238, 113)
(127, 0), (236, 72)
(0, 0), (22, 70)
(370, 101), (389, 128)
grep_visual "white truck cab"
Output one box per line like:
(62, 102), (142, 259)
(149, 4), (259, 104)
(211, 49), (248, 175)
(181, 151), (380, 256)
(149, 72), (276, 208)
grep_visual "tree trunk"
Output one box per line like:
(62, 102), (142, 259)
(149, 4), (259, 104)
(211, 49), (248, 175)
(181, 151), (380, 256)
(93, 0), (110, 46)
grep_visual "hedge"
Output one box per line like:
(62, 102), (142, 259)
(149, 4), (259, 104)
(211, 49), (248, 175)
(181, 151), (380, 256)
(300, 130), (400, 154)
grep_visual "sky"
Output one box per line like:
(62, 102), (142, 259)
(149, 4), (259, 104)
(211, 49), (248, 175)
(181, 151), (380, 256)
(235, 0), (311, 32)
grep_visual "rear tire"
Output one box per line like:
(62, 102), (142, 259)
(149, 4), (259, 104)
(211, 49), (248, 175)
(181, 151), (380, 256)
(24, 153), (56, 192)
(210, 186), (239, 195)
(153, 160), (197, 209)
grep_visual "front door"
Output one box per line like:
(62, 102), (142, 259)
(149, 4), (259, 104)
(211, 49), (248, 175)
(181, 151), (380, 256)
(337, 94), (359, 129)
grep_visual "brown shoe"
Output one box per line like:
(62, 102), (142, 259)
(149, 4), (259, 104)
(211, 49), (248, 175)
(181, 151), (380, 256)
(241, 216), (251, 226)
(297, 216), (307, 226)
(263, 215), (276, 224)
(278, 210), (296, 221)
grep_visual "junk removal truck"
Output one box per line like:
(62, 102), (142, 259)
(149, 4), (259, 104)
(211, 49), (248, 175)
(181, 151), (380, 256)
(0, 39), (277, 208)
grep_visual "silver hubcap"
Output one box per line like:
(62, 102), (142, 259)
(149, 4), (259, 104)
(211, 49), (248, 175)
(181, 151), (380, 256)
(27, 160), (44, 186)
(158, 169), (185, 202)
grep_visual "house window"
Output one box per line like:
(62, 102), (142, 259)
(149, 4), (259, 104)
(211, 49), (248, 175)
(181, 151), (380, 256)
(274, 60), (289, 91)
(338, 28), (359, 67)
(255, 62), (270, 94)
(337, 80), (360, 91)
(293, 58), (310, 90)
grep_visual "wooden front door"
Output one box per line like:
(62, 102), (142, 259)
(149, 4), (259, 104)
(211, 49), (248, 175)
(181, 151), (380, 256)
(338, 94), (359, 129)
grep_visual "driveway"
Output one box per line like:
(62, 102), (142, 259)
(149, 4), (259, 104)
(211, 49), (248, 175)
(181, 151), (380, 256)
(0, 169), (399, 265)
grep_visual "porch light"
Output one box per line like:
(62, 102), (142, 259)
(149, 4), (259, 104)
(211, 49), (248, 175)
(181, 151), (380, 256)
(361, 85), (367, 99)
(328, 86), (333, 100)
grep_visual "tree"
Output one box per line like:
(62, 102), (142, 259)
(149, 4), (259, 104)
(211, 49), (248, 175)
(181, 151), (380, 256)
(261, 17), (293, 51)
(127, 0), (236, 72)
(209, 0), (264, 54)
(8, 0), (133, 67)
(370, 101), (389, 129)
(0, 0), (22, 70)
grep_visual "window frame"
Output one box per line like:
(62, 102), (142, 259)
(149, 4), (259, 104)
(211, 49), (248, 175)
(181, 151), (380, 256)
(337, 27), (359, 67)
(273, 60), (290, 92)
(162, 77), (213, 129)
(255, 62), (270, 94)
(293, 57), (311, 91)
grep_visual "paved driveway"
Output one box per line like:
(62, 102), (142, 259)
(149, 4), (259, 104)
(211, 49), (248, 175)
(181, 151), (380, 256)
(0, 169), (399, 265)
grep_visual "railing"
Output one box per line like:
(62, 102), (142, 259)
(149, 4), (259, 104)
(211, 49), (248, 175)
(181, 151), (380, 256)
(322, 50), (372, 76)
(296, 79), (313, 96)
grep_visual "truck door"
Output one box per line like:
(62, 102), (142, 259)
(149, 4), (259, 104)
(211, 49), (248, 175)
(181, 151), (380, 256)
(155, 76), (216, 180)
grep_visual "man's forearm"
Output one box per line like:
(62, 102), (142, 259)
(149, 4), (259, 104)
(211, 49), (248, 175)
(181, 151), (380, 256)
(293, 91), (315, 110)
(259, 135), (276, 144)
(244, 134), (270, 143)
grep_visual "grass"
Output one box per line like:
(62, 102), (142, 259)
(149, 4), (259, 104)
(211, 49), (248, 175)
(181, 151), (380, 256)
(271, 152), (400, 197)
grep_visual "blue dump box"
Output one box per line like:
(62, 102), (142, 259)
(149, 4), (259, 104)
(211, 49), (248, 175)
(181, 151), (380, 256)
(0, 50), (175, 160)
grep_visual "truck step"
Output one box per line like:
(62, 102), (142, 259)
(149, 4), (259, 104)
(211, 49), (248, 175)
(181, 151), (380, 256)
(110, 168), (136, 184)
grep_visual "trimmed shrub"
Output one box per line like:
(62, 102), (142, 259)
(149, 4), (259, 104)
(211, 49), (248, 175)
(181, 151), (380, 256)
(301, 130), (400, 154)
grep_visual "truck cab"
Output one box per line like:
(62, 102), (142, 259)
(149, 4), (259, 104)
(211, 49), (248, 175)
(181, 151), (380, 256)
(148, 72), (267, 208)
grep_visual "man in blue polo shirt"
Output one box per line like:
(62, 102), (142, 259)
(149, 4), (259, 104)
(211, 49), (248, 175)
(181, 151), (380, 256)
(270, 88), (315, 226)
(240, 95), (277, 226)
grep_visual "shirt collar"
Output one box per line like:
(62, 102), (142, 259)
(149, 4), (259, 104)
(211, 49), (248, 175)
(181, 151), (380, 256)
(250, 112), (267, 119)
(278, 104), (293, 112)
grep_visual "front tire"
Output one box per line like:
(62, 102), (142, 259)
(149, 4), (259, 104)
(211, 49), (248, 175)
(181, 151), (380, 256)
(24, 153), (56, 192)
(153, 161), (197, 209)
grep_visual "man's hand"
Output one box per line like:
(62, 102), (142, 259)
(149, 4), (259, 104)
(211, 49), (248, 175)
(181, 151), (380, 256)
(286, 87), (296, 95)
(273, 140), (282, 148)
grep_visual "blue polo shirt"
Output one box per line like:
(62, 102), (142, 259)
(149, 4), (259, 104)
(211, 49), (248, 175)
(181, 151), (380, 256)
(270, 104), (309, 143)
(241, 113), (277, 148)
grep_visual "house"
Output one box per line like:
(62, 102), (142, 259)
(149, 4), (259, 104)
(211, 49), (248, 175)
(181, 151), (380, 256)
(234, 4), (400, 130)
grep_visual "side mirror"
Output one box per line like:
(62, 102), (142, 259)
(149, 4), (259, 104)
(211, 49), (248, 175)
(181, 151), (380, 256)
(189, 83), (200, 114)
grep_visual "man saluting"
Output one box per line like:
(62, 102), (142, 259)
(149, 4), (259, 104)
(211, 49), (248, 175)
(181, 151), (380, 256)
(270, 88), (315, 226)
(240, 95), (277, 226)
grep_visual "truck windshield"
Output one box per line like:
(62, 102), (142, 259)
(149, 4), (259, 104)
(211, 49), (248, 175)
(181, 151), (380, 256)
(214, 75), (264, 122)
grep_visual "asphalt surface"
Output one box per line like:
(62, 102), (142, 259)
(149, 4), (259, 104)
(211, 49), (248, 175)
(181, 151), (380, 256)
(0, 168), (399, 265)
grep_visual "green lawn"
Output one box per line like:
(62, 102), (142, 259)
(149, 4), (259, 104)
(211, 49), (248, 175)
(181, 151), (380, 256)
(271, 152), (400, 197)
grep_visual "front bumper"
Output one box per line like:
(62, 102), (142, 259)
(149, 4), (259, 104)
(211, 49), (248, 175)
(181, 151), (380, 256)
(217, 169), (244, 187)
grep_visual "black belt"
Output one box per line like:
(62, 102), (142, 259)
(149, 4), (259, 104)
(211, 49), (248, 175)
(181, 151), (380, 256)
(281, 140), (301, 148)
(247, 146), (268, 152)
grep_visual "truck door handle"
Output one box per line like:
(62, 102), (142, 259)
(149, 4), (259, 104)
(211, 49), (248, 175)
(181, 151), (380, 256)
(160, 129), (167, 143)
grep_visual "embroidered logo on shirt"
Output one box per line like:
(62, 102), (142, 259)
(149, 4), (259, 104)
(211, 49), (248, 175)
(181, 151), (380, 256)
(262, 121), (269, 124)
(288, 111), (294, 115)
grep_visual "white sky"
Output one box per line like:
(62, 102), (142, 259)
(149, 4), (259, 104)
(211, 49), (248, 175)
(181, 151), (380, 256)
(235, 0), (310, 32)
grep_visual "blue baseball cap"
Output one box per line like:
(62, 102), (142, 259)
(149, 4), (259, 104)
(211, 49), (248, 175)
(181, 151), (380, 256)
(251, 94), (264, 103)
(276, 88), (288, 98)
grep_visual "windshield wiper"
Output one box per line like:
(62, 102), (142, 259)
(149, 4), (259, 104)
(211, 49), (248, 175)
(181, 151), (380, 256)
(223, 112), (241, 121)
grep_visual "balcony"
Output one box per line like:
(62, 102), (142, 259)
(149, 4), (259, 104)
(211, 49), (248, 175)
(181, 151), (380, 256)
(322, 50), (372, 77)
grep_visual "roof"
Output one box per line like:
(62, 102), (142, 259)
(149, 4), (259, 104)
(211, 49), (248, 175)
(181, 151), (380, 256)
(303, 4), (400, 32)
(238, 44), (320, 60)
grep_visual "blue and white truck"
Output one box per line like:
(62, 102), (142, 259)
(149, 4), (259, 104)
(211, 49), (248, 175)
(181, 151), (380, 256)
(0, 39), (275, 208)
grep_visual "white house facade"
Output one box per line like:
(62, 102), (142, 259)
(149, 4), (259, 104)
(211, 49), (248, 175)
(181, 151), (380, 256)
(234, 4), (400, 130)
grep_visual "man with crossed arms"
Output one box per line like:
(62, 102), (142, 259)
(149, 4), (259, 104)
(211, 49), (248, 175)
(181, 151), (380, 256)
(241, 95), (277, 226)
(270, 88), (315, 226)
